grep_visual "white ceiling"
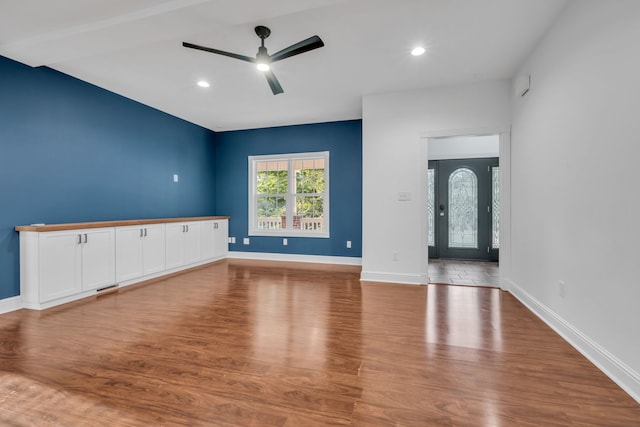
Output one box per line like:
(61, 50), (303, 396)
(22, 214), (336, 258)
(0, 0), (567, 132)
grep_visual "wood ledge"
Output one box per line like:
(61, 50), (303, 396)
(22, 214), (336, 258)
(15, 216), (230, 232)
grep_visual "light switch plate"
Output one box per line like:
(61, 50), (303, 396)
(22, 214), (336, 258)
(398, 191), (412, 201)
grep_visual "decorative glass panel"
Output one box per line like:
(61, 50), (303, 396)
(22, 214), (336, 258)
(492, 166), (500, 249)
(448, 168), (478, 248)
(428, 169), (435, 246)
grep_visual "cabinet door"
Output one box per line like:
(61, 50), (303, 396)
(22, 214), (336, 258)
(38, 231), (82, 302)
(142, 224), (165, 275)
(81, 228), (115, 291)
(199, 220), (215, 261)
(165, 223), (185, 269)
(115, 226), (143, 282)
(213, 219), (229, 258)
(184, 222), (201, 265)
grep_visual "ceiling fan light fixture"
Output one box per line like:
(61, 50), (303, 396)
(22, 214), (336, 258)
(411, 46), (426, 56)
(183, 25), (324, 95)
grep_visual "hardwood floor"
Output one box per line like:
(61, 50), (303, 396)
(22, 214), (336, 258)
(0, 259), (638, 426)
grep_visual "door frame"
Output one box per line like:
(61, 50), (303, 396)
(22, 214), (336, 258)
(421, 127), (511, 291)
(430, 157), (499, 261)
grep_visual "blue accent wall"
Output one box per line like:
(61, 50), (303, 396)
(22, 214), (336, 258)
(0, 56), (216, 299)
(215, 120), (362, 257)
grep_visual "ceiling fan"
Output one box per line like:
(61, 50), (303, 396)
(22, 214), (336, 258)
(183, 26), (324, 95)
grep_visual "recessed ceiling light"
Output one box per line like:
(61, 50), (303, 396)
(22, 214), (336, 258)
(197, 80), (210, 88)
(411, 46), (426, 56)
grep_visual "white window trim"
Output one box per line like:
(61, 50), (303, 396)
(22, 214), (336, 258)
(248, 151), (330, 238)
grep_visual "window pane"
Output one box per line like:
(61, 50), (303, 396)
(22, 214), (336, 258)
(448, 168), (478, 248)
(257, 161), (288, 194)
(428, 169), (435, 247)
(295, 196), (324, 231)
(295, 163), (325, 194)
(492, 166), (500, 249)
(257, 196), (286, 229)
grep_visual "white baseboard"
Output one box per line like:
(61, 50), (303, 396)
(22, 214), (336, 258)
(360, 270), (428, 285)
(508, 279), (640, 405)
(0, 296), (23, 314)
(228, 251), (362, 266)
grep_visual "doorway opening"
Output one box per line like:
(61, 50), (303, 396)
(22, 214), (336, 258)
(427, 134), (500, 287)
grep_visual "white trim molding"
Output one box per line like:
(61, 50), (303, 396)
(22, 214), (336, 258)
(0, 296), (23, 314)
(360, 270), (428, 285)
(508, 279), (640, 404)
(421, 126), (509, 139)
(228, 251), (362, 266)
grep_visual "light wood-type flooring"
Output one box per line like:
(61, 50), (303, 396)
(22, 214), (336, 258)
(0, 259), (638, 426)
(428, 259), (499, 288)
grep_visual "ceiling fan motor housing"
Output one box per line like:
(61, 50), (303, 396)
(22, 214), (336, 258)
(255, 26), (271, 40)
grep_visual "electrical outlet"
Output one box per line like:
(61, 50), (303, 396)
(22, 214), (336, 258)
(283, 238), (288, 246)
(558, 280), (566, 298)
(393, 251), (399, 261)
(346, 240), (352, 249)
(243, 238), (250, 245)
(173, 174), (179, 183)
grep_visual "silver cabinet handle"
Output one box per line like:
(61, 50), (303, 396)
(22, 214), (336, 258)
(144, 228), (148, 237)
(77, 234), (82, 244)
(186, 224), (189, 232)
(83, 234), (88, 244)
(140, 228), (144, 237)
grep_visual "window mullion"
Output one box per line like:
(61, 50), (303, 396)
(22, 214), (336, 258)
(287, 159), (295, 231)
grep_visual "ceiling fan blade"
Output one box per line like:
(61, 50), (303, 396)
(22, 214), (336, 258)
(270, 35), (324, 63)
(264, 70), (284, 95)
(182, 42), (254, 63)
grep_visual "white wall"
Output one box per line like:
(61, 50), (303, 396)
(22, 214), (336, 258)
(429, 135), (499, 160)
(361, 80), (511, 284)
(510, 0), (640, 402)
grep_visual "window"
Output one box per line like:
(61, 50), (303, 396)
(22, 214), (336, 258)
(249, 152), (329, 238)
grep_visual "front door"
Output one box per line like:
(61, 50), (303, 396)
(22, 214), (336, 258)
(428, 158), (499, 261)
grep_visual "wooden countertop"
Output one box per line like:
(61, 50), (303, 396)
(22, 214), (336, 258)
(15, 216), (230, 232)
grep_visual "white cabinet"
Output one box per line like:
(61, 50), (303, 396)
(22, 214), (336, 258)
(200, 219), (229, 261)
(165, 222), (200, 270)
(143, 224), (166, 275)
(18, 217), (228, 310)
(213, 219), (229, 259)
(22, 228), (115, 307)
(80, 228), (116, 291)
(115, 224), (165, 283)
(37, 231), (82, 302)
(200, 220), (215, 260)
